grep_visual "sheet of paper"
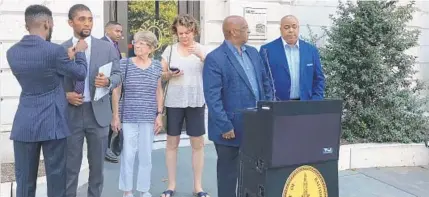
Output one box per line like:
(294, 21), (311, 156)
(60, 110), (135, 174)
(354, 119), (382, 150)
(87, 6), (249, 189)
(94, 62), (112, 101)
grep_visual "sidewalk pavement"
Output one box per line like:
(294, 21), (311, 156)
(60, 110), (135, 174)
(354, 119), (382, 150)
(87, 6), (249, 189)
(77, 144), (429, 197)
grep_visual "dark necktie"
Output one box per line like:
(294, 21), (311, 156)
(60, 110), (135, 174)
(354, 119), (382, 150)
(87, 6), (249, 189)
(114, 42), (122, 59)
(74, 40), (86, 94)
(74, 79), (85, 94)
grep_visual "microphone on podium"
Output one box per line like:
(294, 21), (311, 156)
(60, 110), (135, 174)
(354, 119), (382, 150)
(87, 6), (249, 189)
(262, 48), (277, 101)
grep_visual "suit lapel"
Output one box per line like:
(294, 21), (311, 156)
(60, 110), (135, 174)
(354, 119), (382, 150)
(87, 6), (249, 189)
(222, 43), (254, 97)
(274, 38), (290, 77)
(89, 36), (99, 98)
(298, 39), (305, 87)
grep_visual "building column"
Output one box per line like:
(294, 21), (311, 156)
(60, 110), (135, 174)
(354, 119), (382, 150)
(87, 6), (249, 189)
(178, 1), (201, 42)
(116, 1), (129, 58)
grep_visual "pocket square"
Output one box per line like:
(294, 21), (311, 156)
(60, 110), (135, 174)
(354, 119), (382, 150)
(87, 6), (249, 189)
(306, 63), (313, 66)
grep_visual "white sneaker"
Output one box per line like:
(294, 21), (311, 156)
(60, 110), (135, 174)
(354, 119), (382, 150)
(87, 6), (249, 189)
(123, 193), (134, 197)
(141, 192), (152, 197)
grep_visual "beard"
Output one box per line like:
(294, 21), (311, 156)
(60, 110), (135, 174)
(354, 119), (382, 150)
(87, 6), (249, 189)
(79, 30), (91, 38)
(46, 27), (53, 42)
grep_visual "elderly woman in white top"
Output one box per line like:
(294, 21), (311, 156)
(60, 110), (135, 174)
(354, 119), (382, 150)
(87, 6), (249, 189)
(160, 14), (208, 197)
(111, 30), (164, 197)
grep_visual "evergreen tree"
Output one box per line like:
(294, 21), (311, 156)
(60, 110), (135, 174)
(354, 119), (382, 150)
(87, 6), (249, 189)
(321, 0), (428, 143)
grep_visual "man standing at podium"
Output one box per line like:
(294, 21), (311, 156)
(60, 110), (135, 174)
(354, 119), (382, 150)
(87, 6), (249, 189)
(203, 15), (273, 197)
(259, 15), (325, 101)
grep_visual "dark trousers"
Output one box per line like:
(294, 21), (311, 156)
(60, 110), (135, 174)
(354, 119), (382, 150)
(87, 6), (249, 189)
(107, 93), (114, 149)
(107, 128), (113, 148)
(14, 138), (67, 197)
(214, 143), (240, 197)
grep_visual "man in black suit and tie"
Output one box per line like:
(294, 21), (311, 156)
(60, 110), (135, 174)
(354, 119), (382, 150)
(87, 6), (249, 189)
(101, 21), (123, 59)
(6, 4), (88, 197)
(101, 21), (123, 163)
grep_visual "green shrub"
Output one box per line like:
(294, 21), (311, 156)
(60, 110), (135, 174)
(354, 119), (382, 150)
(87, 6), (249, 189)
(306, 0), (429, 143)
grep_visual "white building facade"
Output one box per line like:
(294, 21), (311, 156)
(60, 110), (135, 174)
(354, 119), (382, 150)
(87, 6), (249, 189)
(1, 0), (429, 132)
(0, 0), (105, 132)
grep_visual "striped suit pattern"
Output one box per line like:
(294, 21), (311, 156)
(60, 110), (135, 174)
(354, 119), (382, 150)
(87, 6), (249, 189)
(6, 35), (87, 197)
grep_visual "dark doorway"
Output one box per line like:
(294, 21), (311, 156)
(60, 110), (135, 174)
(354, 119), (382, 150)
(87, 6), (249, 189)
(104, 0), (201, 58)
(127, 0), (178, 59)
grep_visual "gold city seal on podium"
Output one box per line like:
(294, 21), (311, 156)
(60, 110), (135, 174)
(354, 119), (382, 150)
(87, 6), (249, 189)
(282, 165), (328, 197)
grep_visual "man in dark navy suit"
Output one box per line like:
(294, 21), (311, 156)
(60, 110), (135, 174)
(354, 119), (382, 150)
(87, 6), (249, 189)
(101, 21), (123, 163)
(6, 4), (88, 197)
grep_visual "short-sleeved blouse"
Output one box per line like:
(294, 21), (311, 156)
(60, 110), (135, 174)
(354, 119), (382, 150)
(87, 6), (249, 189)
(118, 58), (162, 123)
(162, 43), (206, 108)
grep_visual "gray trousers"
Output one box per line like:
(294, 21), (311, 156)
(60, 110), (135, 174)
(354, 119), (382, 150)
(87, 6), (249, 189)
(14, 139), (67, 197)
(66, 102), (109, 197)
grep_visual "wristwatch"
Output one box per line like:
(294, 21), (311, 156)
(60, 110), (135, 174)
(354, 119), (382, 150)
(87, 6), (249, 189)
(107, 78), (111, 87)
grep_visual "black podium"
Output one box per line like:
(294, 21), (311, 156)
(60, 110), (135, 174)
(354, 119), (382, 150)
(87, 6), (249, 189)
(238, 100), (342, 197)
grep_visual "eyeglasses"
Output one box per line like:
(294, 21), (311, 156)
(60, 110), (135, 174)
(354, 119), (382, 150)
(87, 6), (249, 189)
(131, 40), (150, 47)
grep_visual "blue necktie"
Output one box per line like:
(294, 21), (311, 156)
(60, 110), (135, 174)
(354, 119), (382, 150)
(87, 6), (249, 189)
(74, 77), (85, 94)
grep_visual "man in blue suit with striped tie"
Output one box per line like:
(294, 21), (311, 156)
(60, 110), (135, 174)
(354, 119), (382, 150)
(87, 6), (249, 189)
(259, 15), (325, 101)
(6, 4), (88, 197)
(101, 21), (123, 163)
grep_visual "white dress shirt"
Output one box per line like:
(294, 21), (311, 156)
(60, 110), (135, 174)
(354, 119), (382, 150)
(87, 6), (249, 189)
(72, 36), (92, 102)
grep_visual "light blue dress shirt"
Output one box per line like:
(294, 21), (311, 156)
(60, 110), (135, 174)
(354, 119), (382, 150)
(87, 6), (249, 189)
(283, 39), (300, 99)
(225, 40), (260, 100)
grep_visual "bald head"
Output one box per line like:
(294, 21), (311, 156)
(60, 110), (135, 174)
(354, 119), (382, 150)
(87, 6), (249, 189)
(280, 15), (300, 45)
(222, 15), (249, 45)
(280, 15), (299, 26)
(222, 15), (245, 38)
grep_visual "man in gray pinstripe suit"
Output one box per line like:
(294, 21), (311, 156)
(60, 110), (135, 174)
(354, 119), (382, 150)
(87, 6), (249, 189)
(61, 4), (122, 197)
(6, 5), (88, 197)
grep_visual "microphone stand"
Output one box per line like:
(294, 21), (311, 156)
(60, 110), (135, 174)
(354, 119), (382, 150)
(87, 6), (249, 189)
(263, 48), (278, 101)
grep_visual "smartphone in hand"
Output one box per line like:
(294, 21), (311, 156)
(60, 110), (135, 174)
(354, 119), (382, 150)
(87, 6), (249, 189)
(170, 67), (180, 72)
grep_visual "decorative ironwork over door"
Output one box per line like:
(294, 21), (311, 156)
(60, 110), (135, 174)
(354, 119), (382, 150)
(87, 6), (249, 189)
(127, 0), (178, 59)
(106, 1), (200, 58)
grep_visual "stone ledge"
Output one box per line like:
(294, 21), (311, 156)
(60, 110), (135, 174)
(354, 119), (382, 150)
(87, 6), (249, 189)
(2, 141), (428, 195)
(155, 136), (429, 171)
(0, 133), (44, 164)
(0, 133), (208, 196)
(0, 150), (89, 197)
(338, 143), (429, 170)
